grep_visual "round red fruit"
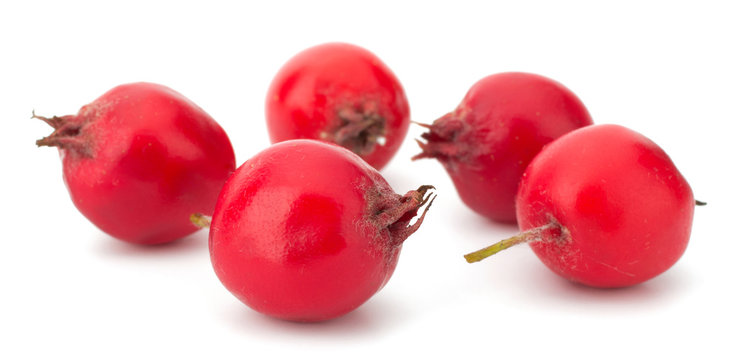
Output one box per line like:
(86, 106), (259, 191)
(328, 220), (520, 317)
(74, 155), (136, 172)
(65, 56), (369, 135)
(208, 140), (434, 321)
(415, 72), (592, 222)
(466, 124), (696, 288)
(266, 42), (410, 170)
(36, 82), (236, 245)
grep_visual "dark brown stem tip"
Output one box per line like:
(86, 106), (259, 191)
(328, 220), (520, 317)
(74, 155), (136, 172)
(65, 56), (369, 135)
(412, 185), (436, 209)
(35, 137), (54, 147)
(391, 188), (437, 244)
(333, 103), (386, 156)
(416, 184), (435, 196)
(35, 136), (85, 149)
(411, 139), (432, 161)
(695, 200), (707, 206)
(411, 120), (432, 129)
(31, 110), (64, 129)
(416, 193), (437, 222)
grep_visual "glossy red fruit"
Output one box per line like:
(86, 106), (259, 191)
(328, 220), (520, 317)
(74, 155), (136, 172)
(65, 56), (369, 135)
(464, 124), (696, 288)
(265, 42), (410, 170)
(36, 82), (236, 245)
(208, 140), (434, 322)
(414, 72), (592, 222)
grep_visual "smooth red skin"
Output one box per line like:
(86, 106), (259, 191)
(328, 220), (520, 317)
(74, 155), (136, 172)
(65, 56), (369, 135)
(517, 124), (695, 288)
(209, 140), (404, 322)
(60, 83), (236, 244)
(265, 42), (410, 170)
(433, 72), (592, 222)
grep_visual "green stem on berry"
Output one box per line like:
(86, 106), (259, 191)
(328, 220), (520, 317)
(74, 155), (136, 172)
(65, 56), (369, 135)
(463, 223), (558, 263)
(695, 200), (707, 206)
(190, 213), (212, 229)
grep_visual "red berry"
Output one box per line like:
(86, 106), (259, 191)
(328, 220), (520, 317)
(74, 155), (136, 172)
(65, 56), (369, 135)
(208, 140), (434, 321)
(414, 72), (592, 222)
(464, 124), (696, 288)
(36, 82), (236, 245)
(265, 43), (410, 170)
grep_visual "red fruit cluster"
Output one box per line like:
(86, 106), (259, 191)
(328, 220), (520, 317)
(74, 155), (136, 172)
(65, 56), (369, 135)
(36, 42), (699, 323)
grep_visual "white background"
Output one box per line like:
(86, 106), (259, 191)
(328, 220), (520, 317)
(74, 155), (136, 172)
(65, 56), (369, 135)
(1, 1), (739, 359)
